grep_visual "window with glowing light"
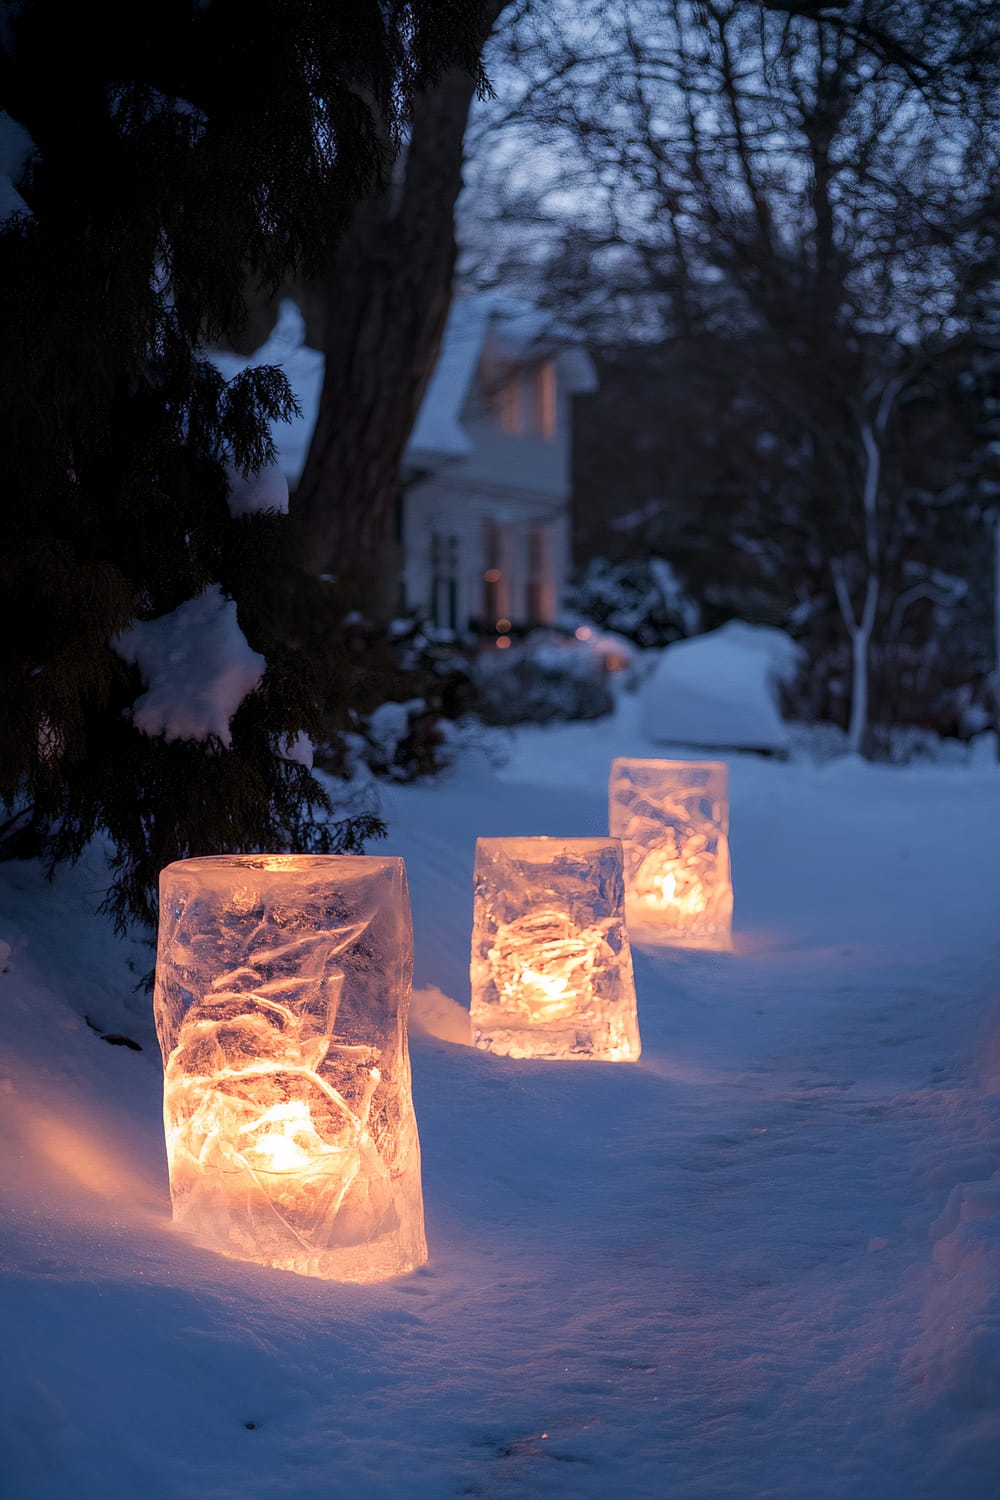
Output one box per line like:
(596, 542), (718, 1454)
(525, 526), (550, 624)
(536, 359), (557, 439)
(498, 374), (521, 434)
(483, 521), (507, 622)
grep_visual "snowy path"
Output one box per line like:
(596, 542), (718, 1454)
(1, 726), (999, 1498)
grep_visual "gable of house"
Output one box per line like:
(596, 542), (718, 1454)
(402, 296), (597, 635)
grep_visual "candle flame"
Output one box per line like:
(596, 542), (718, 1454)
(637, 849), (709, 919)
(240, 1099), (332, 1174)
(491, 910), (606, 1022)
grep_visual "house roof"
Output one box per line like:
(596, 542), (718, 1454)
(207, 292), (597, 484)
(406, 296), (492, 461)
(408, 293), (598, 465)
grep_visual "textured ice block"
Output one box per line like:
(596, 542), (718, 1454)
(609, 758), (732, 950)
(154, 855), (427, 1282)
(471, 837), (640, 1061)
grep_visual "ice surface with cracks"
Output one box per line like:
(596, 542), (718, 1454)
(610, 757), (733, 950)
(471, 836), (640, 1061)
(154, 854), (426, 1282)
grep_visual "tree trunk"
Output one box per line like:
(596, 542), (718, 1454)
(291, 4), (507, 604)
(848, 577), (878, 754)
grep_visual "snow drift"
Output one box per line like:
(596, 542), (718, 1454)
(639, 621), (802, 753)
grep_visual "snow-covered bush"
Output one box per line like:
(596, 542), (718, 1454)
(473, 632), (615, 725)
(311, 615), (477, 784)
(639, 621), (802, 754)
(567, 556), (700, 648)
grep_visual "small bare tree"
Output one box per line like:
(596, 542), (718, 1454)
(464, 0), (1000, 751)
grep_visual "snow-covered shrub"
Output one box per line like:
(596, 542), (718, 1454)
(567, 557), (700, 647)
(311, 615), (477, 784)
(358, 697), (468, 782)
(639, 621), (802, 754)
(473, 632), (614, 725)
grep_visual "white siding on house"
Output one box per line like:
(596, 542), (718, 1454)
(403, 477), (568, 631)
(403, 302), (595, 633)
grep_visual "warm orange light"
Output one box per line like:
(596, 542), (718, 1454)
(471, 837), (640, 1061)
(575, 625), (593, 641)
(496, 618), (512, 632)
(635, 847), (710, 919)
(609, 759), (732, 950)
(154, 855), (427, 1283)
(20, 1102), (158, 1209)
(496, 635), (511, 649)
(537, 359), (557, 440)
(483, 567), (502, 583)
(495, 909), (602, 1021)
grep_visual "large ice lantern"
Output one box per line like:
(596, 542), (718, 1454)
(154, 854), (427, 1282)
(609, 758), (733, 950)
(471, 837), (640, 1061)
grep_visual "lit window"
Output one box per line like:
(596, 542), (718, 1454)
(537, 361), (556, 439)
(483, 522), (506, 624)
(526, 527), (549, 623)
(499, 376), (521, 435)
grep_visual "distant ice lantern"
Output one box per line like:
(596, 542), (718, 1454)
(609, 758), (733, 950)
(153, 854), (427, 1282)
(470, 837), (640, 1062)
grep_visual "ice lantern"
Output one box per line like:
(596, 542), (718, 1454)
(470, 837), (641, 1061)
(609, 758), (733, 951)
(153, 855), (427, 1283)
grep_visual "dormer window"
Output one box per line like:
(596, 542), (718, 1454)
(494, 361), (557, 439)
(498, 375), (521, 435)
(537, 359), (556, 440)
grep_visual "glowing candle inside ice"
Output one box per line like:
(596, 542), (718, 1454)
(153, 854), (427, 1283)
(471, 837), (640, 1061)
(609, 758), (733, 950)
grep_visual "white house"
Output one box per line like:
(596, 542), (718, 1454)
(211, 293), (596, 632)
(402, 296), (597, 634)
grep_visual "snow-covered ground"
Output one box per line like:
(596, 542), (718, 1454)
(2, 704), (999, 1498)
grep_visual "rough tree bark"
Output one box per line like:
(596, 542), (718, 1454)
(291, 1), (508, 600)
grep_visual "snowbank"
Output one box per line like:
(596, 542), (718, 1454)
(639, 620), (802, 753)
(0, 111), (34, 222)
(209, 302), (323, 486)
(113, 584), (266, 746)
(225, 460), (289, 518)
